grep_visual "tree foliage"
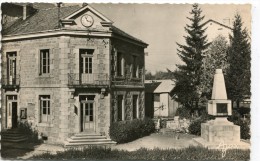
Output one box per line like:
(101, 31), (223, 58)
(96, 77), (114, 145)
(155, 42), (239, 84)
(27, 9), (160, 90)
(200, 35), (229, 99)
(172, 4), (210, 107)
(226, 14), (251, 108)
(145, 69), (174, 80)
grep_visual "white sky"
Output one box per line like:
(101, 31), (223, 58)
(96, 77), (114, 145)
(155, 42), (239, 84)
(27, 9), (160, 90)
(90, 3), (251, 74)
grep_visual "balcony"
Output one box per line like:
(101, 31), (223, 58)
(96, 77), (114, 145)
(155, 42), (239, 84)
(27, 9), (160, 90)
(68, 73), (109, 88)
(1, 75), (20, 89)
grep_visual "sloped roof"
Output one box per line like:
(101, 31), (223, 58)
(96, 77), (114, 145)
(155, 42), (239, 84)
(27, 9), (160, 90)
(202, 19), (233, 30)
(3, 5), (81, 35)
(145, 81), (161, 93)
(145, 80), (175, 93)
(3, 4), (147, 45)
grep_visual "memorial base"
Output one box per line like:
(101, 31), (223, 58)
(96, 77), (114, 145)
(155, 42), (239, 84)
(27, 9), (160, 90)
(193, 118), (250, 149)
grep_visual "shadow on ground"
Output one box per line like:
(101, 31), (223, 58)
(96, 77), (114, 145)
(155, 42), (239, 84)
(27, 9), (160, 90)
(1, 141), (42, 159)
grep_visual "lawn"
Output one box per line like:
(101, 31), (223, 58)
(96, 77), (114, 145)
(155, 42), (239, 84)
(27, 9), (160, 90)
(1, 141), (41, 159)
(31, 146), (250, 160)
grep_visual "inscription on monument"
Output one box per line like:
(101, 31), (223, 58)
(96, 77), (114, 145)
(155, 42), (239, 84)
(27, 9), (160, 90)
(216, 103), (228, 115)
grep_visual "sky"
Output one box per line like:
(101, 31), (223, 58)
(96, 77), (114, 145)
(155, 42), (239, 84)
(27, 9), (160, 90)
(89, 3), (251, 74)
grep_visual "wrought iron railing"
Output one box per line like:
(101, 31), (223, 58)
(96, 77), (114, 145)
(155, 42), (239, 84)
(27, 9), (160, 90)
(68, 73), (109, 86)
(1, 75), (20, 87)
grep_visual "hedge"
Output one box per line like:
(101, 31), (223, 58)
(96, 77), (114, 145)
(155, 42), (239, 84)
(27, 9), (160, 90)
(109, 118), (155, 143)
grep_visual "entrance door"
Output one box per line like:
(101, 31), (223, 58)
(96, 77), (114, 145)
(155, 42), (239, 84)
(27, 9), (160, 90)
(7, 96), (18, 128)
(7, 52), (17, 85)
(80, 101), (95, 132)
(79, 49), (94, 84)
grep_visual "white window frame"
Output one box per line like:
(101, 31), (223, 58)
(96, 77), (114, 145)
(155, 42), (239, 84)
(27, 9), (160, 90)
(39, 95), (51, 123)
(40, 49), (50, 75)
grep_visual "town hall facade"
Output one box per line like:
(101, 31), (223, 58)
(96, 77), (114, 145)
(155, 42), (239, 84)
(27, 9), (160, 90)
(1, 3), (148, 144)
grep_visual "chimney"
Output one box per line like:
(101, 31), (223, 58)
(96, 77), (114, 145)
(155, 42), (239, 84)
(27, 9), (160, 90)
(23, 5), (27, 20)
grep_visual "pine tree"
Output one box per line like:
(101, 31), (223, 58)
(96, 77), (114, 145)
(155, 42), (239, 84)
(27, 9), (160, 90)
(226, 14), (251, 108)
(172, 4), (210, 108)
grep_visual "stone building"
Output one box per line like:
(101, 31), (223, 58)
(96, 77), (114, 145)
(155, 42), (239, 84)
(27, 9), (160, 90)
(1, 3), (148, 145)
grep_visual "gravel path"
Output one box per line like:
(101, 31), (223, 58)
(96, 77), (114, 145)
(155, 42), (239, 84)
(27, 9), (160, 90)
(18, 132), (198, 159)
(112, 132), (199, 151)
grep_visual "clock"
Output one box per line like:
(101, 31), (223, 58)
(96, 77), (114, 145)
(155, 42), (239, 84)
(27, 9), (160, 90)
(81, 14), (94, 27)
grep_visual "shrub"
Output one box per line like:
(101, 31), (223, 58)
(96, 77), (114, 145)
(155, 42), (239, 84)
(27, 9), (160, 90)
(18, 121), (42, 143)
(188, 111), (214, 136)
(175, 106), (192, 119)
(228, 111), (251, 140)
(188, 118), (204, 136)
(109, 118), (155, 143)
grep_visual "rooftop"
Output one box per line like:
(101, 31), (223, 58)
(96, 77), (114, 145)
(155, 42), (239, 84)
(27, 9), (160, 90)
(2, 4), (147, 45)
(145, 80), (175, 93)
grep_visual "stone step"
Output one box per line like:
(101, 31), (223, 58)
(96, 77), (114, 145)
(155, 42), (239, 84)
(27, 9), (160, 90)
(2, 135), (27, 140)
(74, 133), (102, 137)
(64, 141), (116, 147)
(71, 135), (107, 140)
(67, 138), (112, 143)
(2, 136), (28, 143)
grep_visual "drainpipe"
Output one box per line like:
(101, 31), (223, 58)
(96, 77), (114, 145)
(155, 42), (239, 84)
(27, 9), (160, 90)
(23, 5), (27, 20)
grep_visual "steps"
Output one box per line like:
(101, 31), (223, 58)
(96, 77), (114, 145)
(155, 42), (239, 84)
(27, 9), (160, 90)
(1, 128), (28, 142)
(64, 133), (116, 147)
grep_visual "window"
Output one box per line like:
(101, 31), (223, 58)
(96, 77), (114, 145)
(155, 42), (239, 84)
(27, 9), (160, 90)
(117, 52), (124, 76)
(132, 95), (139, 119)
(154, 94), (160, 102)
(39, 95), (51, 123)
(40, 49), (50, 74)
(132, 55), (137, 78)
(117, 95), (124, 121)
(80, 49), (94, 74)
(7, 52), (17, 85)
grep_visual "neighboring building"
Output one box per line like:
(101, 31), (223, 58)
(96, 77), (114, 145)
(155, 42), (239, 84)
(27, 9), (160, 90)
(1, 3), (148, 145)
(202, 19), (232, 43)
(145, 80), (178, 118)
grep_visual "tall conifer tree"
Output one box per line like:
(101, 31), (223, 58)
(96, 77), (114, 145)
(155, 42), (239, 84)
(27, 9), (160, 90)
(173, 4), (210, 108)
(226, 14), (251, 108)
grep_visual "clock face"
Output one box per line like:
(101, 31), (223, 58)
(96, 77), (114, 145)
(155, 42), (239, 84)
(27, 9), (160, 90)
(81, 14), (94, 27)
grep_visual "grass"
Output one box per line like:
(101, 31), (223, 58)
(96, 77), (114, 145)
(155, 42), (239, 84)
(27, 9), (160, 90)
(1, 141), (42, 159)
(31, 146), (250, 160)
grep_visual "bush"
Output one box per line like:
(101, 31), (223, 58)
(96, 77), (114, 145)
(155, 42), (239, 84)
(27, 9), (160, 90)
(188, 119), (204, 136)
(175, 106), (192, 119)
(109, 118), (155, 143)
(18, 121), (42, 143)
(188, 110), (214, 136)
(228, 111), (251, 140)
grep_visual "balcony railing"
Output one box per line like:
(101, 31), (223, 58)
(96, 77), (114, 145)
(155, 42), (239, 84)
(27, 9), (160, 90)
(1, 75), (20, 88)
(68, 73), (109, 87)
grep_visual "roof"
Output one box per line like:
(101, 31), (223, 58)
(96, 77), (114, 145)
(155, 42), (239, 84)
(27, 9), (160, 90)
(3, 4), (147, 46)
(202, 19), (233, 30)
(145, 80), (175, 93)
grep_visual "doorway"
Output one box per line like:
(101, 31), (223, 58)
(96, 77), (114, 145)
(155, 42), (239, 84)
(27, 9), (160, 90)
(79, 95), (95, 132)
(6, 95), (18, 129)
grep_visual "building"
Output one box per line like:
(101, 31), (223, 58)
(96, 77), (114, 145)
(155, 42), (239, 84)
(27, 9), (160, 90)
(202, 19), (232, 43)
(1, 3), (148, 145)
(145, 80), (178, 118)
